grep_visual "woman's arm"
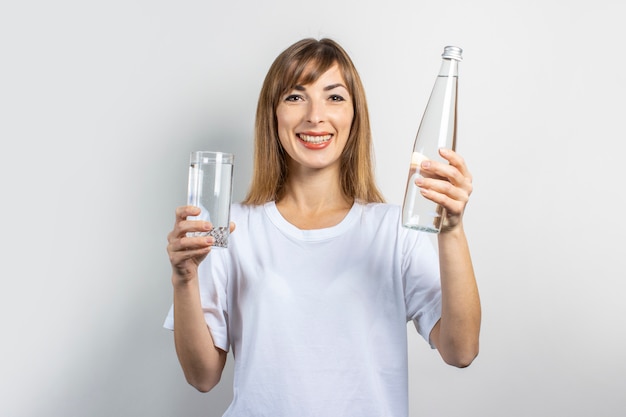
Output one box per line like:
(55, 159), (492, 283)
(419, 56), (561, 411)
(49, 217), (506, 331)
(430, 224), (481, 367)
(172, 278), (227, 392)
(416, 149), (481, 367)
(167, 206), (230, 391)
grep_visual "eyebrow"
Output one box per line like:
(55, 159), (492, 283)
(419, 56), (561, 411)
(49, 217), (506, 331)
(293, 83), (348, 91)
(324, 83), (348, 91)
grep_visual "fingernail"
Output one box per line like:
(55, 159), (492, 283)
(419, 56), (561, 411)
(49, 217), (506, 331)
(415, 177), (424, 186)
(207, 237), (215, 244)
(421, 161), (431, 169)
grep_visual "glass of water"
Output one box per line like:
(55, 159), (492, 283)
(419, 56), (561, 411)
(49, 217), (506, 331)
(187, 151), (234, 248)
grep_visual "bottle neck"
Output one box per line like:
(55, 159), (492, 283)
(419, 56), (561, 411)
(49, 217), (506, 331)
(438, 59), (459, 77)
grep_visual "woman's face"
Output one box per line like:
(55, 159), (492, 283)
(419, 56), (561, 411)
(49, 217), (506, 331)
(275, 64), (354, 173)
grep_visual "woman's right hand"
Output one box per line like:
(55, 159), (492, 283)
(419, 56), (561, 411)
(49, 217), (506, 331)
(167, 207), (231, 392)
(167, 206), (215, 284)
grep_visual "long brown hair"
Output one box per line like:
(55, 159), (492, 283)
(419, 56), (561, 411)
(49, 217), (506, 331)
(242, 38), (384, 205)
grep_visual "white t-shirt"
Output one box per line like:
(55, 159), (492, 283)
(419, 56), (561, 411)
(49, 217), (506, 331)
(164, 202), (442, 417)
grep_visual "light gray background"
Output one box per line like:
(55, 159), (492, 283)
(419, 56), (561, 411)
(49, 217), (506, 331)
(1, 1), (625, 416)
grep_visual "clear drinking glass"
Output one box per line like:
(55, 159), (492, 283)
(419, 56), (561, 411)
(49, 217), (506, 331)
(187, 151), (234, 248)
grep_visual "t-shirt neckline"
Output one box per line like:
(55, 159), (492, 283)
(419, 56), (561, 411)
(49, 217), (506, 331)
(264, 201), (362, 242)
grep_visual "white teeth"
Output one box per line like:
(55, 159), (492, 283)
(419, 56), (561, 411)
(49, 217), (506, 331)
(298, 134), (332, 144)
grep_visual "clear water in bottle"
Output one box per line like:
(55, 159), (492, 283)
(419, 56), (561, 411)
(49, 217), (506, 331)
(402, 46), (461, 233)
(402, 152), (446, 233)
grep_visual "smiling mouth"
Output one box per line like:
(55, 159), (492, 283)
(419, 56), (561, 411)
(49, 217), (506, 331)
(298, 133), (332, 144)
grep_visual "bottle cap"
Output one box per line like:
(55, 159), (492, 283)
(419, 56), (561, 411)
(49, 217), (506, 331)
(442, 46), (463, 61)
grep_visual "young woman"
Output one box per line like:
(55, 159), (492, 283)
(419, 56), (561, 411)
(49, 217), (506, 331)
(165, 38), (480, 417)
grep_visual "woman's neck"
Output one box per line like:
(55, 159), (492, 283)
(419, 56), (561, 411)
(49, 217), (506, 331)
(276, 166), (353, 230)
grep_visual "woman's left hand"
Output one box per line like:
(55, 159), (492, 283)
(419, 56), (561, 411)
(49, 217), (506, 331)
(415, 148), (473, 232)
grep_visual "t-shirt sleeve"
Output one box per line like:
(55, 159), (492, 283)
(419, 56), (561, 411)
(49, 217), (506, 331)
(401, 229), (442, 348)
(162, 252), (230, 352)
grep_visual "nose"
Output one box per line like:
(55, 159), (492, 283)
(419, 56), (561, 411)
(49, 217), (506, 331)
(306, 99), (324, 124)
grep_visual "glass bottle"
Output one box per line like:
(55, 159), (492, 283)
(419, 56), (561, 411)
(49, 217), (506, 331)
(402, 46), (462, 233)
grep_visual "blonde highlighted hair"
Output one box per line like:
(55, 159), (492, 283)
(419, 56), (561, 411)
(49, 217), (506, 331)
(242, 38), (384, 205)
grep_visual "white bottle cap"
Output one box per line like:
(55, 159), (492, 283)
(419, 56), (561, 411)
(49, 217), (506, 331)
(442, 46), (463, 61)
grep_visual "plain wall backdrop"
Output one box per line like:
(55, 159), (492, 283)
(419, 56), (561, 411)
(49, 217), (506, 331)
(1, 1), (625, 416)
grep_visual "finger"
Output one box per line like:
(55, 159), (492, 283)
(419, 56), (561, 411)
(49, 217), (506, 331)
(179, 219), (213, 236)
(417, 176), (469, 205)
(419, 185), (468, 216)
(175, 205), (202, 222)
(439, 149), (473, 182)
(229, 221), (236, 233)
(168, 242), (212, 266)
(168, 234), (214, 253)
(169, 220), (213, 243)
(420, 158), (472, 193)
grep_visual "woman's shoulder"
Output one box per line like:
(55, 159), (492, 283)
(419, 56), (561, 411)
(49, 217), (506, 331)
(230, 201), (277, 223)
(230, 202), (267, 218)
(358, 201), (401, 218)
(231, 202), (261, 212)
(357, 202), (426, 243)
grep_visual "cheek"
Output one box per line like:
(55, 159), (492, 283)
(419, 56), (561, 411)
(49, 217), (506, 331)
(275, 110), (291, 148)
(338, 108), (355, 132)
(275, 108), (286, 132)
(276, 106), (296, 134)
